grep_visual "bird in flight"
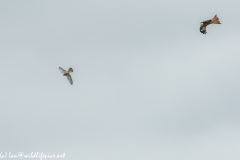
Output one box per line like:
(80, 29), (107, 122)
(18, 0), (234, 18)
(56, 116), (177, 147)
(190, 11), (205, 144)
(200, 15), (221, 34)
(59, 67), (73, 85)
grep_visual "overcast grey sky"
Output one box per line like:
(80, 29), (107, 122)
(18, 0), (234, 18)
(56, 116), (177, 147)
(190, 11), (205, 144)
(1, 0), (240, 160)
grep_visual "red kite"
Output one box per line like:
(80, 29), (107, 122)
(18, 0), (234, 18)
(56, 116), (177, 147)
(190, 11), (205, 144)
(200, 15), (221, 34)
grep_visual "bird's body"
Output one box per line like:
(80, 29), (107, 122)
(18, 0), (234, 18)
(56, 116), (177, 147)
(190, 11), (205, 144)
(59, 67), (73, 85)
(200, 15), (221, 34)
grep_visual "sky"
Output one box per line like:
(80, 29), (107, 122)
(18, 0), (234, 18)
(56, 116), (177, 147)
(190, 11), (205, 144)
(1, 0), (240, 160)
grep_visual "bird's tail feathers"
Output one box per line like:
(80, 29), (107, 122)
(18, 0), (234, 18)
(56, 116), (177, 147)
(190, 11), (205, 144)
(211, 15), (221, 24)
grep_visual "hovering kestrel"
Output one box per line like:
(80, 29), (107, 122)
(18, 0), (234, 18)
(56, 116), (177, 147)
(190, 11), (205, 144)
(200, 15), (221, 34)
(59, 67), (73, 85)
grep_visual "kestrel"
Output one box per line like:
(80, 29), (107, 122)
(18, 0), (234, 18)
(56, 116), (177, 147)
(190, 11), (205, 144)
(200, 15), (221, 34)
(59, 67), (73, 85)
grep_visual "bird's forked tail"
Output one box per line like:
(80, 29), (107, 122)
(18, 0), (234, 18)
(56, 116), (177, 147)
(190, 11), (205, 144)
(211, 15), (221, 24)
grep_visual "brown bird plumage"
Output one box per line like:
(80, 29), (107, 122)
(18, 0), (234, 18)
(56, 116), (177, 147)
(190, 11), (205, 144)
(200, 15), (221, 34)
(59, 67), (74, 85)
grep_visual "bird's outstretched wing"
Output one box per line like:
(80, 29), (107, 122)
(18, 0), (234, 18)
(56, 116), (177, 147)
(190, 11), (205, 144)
(59, 67), (66, 74)
(200, 25), (207, 34)
(66, 74), (73, 85)
(200, 19), (211, 34)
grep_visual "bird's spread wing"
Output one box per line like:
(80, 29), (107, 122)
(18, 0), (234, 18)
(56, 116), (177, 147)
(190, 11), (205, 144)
(66, 74), (73, 85)
(200, 25), (207, 34)
(200, 19), (211, 34)
(59, 67), (66, 73)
